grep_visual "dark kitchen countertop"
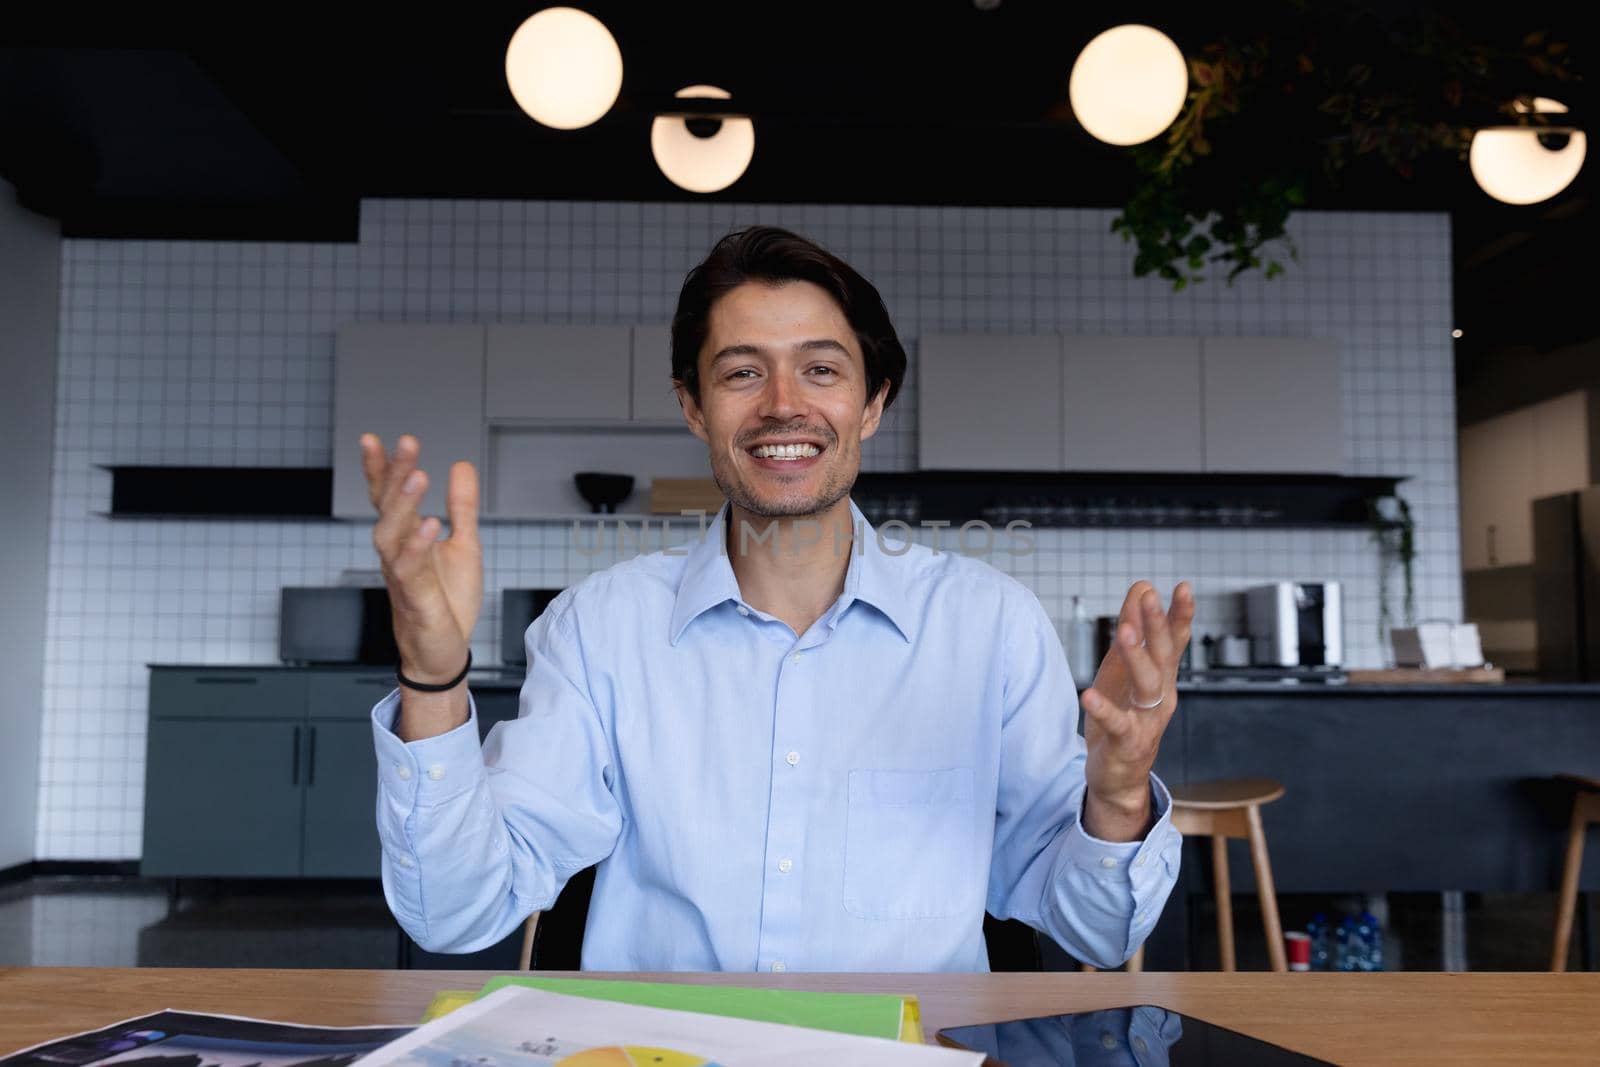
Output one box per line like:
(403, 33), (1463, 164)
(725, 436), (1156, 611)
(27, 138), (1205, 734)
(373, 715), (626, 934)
(1177, 678), (1600, 696)
(150, 663), (1600, 696)
(148, 662), (531, 687)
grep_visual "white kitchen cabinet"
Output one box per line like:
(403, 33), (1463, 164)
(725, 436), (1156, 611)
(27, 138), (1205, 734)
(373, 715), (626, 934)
(1459, 409), (1536, 569)
(1061, 336), (1204, 471)
(331, 323), (486, 522)
(917, 333), (1063, 470)
(485, 324), (631, 422)
(630, 324), (684, 424)
(1459, 390), (1600, 570)
(1200, 337), (1344, 473)
(1458, 418), (1496, 570)
(1534, 390), (1598, 498)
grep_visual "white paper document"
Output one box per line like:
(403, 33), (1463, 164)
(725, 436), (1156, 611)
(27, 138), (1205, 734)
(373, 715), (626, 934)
(355, 985), (984, 1067)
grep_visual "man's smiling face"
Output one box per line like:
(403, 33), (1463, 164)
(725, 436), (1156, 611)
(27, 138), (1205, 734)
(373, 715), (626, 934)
(680, 279), (886, 519)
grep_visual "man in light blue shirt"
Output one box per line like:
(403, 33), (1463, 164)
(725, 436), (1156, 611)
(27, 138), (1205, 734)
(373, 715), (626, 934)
(363, 225), (1192, 972)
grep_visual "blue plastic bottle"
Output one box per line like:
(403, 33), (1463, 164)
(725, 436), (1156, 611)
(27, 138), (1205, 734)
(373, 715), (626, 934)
(1334, 916), (1360, 971)
(1306, 913), (1330, 971)
(1358, 910), (1385, 971)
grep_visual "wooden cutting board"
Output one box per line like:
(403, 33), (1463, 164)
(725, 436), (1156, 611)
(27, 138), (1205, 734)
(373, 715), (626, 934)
(648, 477), (725, 515)
(1346, 667), (1505, 684)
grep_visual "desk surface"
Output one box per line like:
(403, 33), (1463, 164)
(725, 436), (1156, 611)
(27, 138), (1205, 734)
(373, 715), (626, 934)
(3, 970), (1599, 1066)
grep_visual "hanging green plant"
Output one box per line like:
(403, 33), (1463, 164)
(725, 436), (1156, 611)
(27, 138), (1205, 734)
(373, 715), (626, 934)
(1108, 11), (1578, 289)
(1368, 493), (1416, 648)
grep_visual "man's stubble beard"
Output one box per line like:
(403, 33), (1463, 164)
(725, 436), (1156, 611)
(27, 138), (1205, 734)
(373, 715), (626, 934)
(710, 445), (858, 519)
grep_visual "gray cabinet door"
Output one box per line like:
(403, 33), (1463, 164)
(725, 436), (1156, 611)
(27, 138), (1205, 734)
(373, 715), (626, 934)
(485, 324), (631, 422)
(332, 323), (487, 520)
(1061, 336), (1203, 471)
(917, 334), (1063, 470)
(1200, 337), (1344, 473)
(141, 720), (304, 877)
(301, 721), (382, 878)
(630, 325), (682, 424)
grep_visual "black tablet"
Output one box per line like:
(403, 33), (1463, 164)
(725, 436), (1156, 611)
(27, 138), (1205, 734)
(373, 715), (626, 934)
(937, 1004), (1338, 1066)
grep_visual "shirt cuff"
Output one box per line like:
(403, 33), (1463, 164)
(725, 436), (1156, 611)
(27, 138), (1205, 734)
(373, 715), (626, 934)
(370, 685), (487, 803)
(1061, 772), (1180, 879)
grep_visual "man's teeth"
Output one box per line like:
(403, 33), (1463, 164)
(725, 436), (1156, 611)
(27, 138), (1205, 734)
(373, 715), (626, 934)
(751, 443), (821, 460)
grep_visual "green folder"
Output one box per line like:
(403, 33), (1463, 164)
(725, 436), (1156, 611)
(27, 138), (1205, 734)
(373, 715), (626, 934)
(471, 975), (919, 1042)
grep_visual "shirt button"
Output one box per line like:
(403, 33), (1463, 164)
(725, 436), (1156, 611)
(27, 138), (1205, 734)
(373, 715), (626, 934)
(737, 605), (750, 616)
(1134, 1037), (1149, 1054)
(1134, 854), (1147, 867)
(1100, 856), (1118, 868)
(1100, 1031), (1117, 1050)
(397, 854), (414, 868)
(785, 750), (800, 766)
(771, 961), (786, 973)
(395, 765), (412, 781)
(778, 858), (793, 874)
(790, 652), (802, 664)
(427, 764), (445, 781)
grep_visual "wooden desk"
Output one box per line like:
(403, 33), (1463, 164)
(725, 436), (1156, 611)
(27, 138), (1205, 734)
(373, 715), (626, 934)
(2, 969), (1598, 1067)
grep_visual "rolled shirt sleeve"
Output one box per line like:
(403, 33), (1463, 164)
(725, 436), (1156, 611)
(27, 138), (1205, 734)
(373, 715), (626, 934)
(371, 595), (623, 953)
(986, 585), (1181, 969)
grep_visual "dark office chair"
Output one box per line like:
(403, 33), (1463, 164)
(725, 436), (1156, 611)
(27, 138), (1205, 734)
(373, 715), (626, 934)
(983, 915), (1046, 971)
(522, 865), (595, 970)
(525, 878), (1046, 971)
(412, 870), (1049, 971)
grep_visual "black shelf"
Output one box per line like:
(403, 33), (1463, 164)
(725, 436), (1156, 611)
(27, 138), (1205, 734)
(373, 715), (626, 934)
(96, 465), (1406, 529)
(853, 470), (1406, 530)
(100, 466), (332, 518)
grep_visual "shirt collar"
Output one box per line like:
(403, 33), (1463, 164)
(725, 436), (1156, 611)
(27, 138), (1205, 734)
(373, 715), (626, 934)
(668, 498), (916, 645)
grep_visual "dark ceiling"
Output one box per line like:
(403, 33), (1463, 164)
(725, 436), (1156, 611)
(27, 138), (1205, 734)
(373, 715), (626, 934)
(1, 2), (1593, 422)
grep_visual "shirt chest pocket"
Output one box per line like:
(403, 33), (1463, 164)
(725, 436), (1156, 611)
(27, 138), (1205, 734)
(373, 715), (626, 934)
(843, 767), (978, 920)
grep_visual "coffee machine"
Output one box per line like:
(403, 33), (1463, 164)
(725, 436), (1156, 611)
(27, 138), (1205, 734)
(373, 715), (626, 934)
(1245, 582), (1343, 668)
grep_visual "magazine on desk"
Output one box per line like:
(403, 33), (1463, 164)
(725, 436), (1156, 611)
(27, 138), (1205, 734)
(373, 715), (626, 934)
(0, 1010), (414, 1067)
(356, 985), (983, 1067)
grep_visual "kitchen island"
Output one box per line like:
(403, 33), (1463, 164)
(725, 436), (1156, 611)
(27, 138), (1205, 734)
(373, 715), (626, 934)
(1166, 679), (1600, 893)
(143, 665), (1600, 969)
(468, 668), (1600, 966)
(1127, 679), (1600, 969)
(469, 669), (1600, 896)
(465, 669), (1600, 896)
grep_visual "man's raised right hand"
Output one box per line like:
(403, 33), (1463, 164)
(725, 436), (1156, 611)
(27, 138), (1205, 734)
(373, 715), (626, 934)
(361, 432), (482, 686)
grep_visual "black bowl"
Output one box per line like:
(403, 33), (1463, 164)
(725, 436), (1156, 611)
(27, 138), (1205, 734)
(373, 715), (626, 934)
(574, 472), (635, 514)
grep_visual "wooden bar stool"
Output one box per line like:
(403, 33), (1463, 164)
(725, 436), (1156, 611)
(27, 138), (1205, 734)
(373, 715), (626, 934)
(1084, 778), (1287, 972)
(518, 911), (541, 970)
(1120, 778), (1288, 972)
(1551, 773), (1600, 972)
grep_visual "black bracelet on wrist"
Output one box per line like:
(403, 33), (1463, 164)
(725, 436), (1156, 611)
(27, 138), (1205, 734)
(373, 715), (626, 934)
(396, 650), (472, 692)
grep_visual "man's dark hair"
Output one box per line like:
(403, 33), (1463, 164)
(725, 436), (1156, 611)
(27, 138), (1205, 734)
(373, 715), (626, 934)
(670, 226), (907, 411)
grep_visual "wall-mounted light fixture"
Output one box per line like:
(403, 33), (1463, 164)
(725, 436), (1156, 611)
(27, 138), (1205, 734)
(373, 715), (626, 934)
(1069, 24), (1188, 146)
(504, 7), (623, 130)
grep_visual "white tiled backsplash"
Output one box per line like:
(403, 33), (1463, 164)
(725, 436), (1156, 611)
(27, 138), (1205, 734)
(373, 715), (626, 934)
(42, 200), (1458, 859)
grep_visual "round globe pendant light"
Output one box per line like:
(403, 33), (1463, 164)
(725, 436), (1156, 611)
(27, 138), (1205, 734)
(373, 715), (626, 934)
(504, 7), (623, 130)
(1069, 24), (1189, 146)
(1469, 97), (1587, 205)
(650, 85), (755, 193)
